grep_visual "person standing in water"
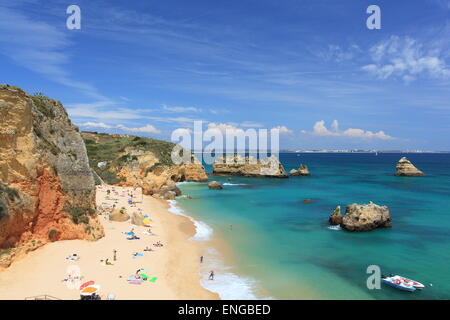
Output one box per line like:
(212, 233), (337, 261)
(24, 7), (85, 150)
(209, 270), (215, 280)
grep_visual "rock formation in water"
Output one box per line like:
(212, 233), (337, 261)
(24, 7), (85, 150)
(208, 181), (223, 190)
(0, 85), (104, 268)
(81, 132), (208, 196)
(395, 157), (425, 176)
(328, 206), (342, 225)
(290, 164), (311, 176)
(212, 155), (288, 178)
(330, 202), (392, 232)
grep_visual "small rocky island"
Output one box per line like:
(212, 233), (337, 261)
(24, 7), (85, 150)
(212, 155), (288, 178)
(208, 181), (223, 190)
(328, 202), (392, 232)
(395, 157), (425, 176)
(290, 164), (311, 176)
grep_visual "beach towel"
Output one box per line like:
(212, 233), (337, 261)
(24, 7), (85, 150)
(133, 253), (144, 258)
(149, 277), (157, 283)
(127, 275), (144, 285)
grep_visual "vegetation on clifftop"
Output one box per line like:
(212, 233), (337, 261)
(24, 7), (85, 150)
(81, 132), (176, 184)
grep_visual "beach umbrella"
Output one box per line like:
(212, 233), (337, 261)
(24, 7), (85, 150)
(80, 285), (100, 296)
(79, 280), (95, 291)
(142, 217), (152, 226)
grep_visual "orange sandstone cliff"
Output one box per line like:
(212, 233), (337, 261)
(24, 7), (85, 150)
(0, 85), (104, 269)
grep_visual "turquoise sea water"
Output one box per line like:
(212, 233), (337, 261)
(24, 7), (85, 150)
(176, 153), (450, 300)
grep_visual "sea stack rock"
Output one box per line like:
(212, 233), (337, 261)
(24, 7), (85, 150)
(290, 164), (310, 176)
(298, 164), (310, 176)
(328, 206), (342, 225)
(212, 155), (288, 178)
(395, 157), (425, 176)
(208, 181), (223, 190)
(340, 202), (392, 232)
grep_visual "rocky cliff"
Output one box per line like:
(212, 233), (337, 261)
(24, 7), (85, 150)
(212, 155), (288, 178)
(0, 85), (104, 268)
(395, 157), (425, 176)
(81, 132), (208, 196)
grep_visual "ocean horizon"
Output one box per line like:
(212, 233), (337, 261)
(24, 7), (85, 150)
(175, 153), (450, 300)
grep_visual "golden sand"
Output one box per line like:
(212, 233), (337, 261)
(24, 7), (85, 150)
(0, 185), (219, 300)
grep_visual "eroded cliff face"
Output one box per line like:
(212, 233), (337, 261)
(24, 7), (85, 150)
(212, 155), (288, 178)
(81, 132), (208, 196)
(0, 85), (103, 268)
(115, 152), (208, 196)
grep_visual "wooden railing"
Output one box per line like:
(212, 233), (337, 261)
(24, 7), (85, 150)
(24, 294), (61, 300)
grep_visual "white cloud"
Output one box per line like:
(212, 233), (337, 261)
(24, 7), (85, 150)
(271, 126), (293, 134)
(321, 44), (361, 62)
(82, 122), (113, 129)
(302, 120), (393, 140)
(162, 105), (201, 113)
(80, 122), (161, 134)
(116, 124), (161, 134)
(362, 36), (450, 82)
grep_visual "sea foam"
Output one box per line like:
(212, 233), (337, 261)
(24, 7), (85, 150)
(167, 200), (213, 241)
(167, 199), (266, 300)
(199, 247), (260, 300)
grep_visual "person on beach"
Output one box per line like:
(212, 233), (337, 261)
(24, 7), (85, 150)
(209, 270), (215, 280)
(200, 256), (204, 263)
(113, 250), (117, 261)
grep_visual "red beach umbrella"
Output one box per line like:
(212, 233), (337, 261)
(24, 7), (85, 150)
(79, 280), (95, 291)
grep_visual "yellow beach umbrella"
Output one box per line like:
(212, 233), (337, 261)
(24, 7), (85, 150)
(142, 217), (152, 226)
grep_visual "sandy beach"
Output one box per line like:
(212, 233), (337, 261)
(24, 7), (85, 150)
(0, 185), (219, 300)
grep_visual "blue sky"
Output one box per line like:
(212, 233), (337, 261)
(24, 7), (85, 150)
(1, 0), (450, 150)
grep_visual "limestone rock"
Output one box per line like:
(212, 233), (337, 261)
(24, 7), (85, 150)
(0, 85), (104, 268)
(297, 164), (311, 176)
(395, 157), (425, 176)
(328, 206), (342, 225)
(208, 181), (223, 190)
(153, 185), (181, 200)
(212, 155), (288, 178)
(109, 207), (130, 222)
(290, 164), (310, 176)
(340, 202), (392, 232)
(131, 211), (145, 226)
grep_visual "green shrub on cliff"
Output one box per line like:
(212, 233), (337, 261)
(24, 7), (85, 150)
(81, 132), (177, 183)
(65, 206), (94, 224)
(0, 199), (8, 220)
(48, 229), (58, 241)
(31, 93), (56, 119)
